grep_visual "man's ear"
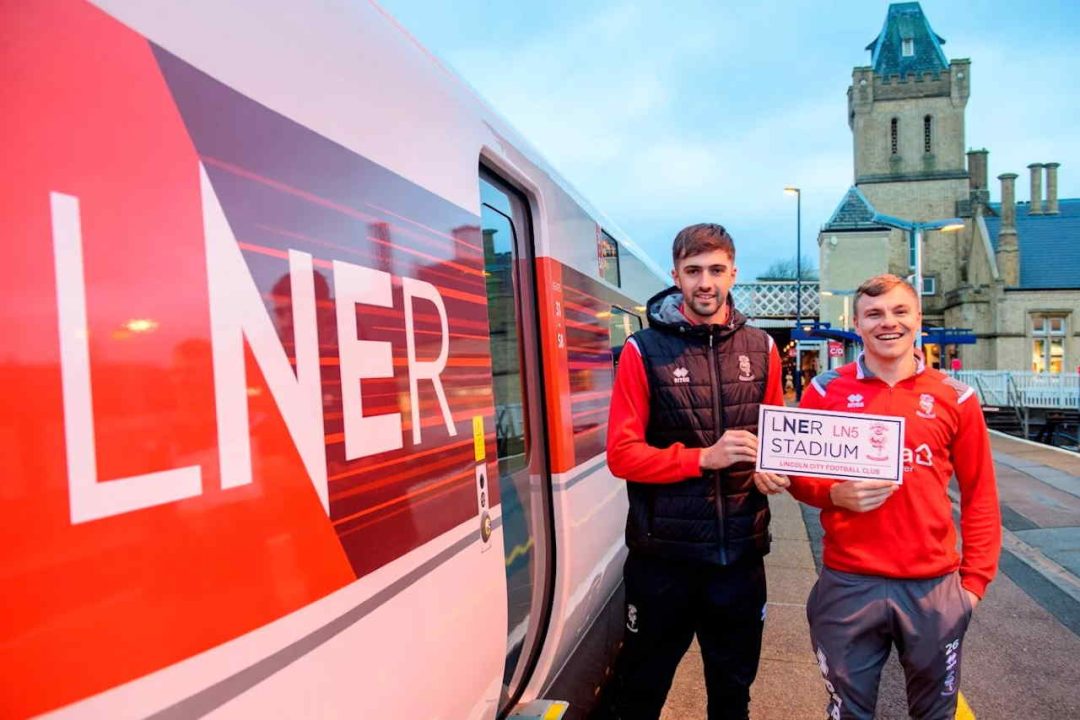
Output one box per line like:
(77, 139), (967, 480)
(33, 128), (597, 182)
(670, 267), (680, 288)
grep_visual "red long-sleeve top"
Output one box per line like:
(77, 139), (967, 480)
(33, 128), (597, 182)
(786, 357), (1001, 597)
(606, 319), (785, 484)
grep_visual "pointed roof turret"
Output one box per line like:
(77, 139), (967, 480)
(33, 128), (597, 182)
(822, 187), (885, 231)
(866, 2), (948, 78)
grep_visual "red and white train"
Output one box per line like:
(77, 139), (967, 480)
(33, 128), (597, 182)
(2, 1), (668, 717)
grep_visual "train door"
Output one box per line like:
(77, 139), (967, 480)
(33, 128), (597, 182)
(479, 168), (556, 715)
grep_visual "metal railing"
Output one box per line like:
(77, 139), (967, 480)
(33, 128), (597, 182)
(951, 371), (1080, 409)
(731, 281), (819, 319)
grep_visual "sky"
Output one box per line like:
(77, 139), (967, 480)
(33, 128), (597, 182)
(379, 0), (1080, 280)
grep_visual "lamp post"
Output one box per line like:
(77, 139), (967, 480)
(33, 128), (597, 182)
(785, 186), (802, 399)
(869, 212), (964, 348)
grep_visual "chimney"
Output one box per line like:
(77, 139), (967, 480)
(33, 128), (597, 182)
(967, 149), (988, 190)
(997, 173), (1020, 286)
(967, 149), (989, 210)
(999, 173), (1018, 228)
(1046, 162), (1061, 214)
(1028, 163), (1044, 215)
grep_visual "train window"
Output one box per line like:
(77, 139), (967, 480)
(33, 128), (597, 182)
(479, 168), (554, 713)
(598, 230), (621, 287)
(480, 208), (527, 472)
(608, 306), (642, 368)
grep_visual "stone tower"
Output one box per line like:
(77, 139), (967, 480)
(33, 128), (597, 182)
(846, 2), (971, 322)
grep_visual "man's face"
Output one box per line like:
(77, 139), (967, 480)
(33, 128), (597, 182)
(671, 249), (736, 323)
(853, 285), (921, 362)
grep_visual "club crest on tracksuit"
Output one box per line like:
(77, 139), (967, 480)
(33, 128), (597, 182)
(626, 604), (639, 633)
(917, 393), (936, 419)
(737, 355), (753, 381)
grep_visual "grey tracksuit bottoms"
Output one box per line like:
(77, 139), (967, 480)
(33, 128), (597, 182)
(806, 567), (974, 720)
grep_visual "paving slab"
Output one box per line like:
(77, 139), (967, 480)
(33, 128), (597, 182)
(1013, 526), (1080, 579)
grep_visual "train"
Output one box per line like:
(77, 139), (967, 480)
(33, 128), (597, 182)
(1, 1), (669, 718)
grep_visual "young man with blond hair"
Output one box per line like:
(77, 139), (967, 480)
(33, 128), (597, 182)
(787, 274), (1001, 719)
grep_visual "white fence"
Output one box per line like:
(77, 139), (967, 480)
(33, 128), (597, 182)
(951, 371), (1080, 409)
(731, 281), (819, 319)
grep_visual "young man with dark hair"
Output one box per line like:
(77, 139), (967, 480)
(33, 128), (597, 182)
(788, 273), (1001, 719)
(607, 223), (788, 720)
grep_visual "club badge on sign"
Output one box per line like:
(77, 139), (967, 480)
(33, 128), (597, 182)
(756, 405), (906, 483)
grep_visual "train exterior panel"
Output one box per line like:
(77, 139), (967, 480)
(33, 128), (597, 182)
(1, 1), (667, 717)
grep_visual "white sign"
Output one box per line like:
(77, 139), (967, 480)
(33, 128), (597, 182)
(756, 405), (905, 483)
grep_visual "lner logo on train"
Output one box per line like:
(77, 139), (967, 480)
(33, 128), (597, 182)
(52, 179), (459, 522)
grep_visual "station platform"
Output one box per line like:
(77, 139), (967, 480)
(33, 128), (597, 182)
(657, 430), (1080, 719)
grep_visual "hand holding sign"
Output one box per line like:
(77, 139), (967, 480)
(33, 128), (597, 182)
(752, 472), (790, 495)
(828, 479), (898, 512)
(700, 429), (759, 470)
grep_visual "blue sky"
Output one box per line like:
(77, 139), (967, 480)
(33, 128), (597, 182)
(379, 0), (1080, 280)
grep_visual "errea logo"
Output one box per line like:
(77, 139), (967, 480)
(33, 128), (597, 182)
(847, 394), (864, 408)
(673, 367), (690, 384)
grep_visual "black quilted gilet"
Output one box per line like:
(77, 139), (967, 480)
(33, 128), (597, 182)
(623, 287), (772, 565)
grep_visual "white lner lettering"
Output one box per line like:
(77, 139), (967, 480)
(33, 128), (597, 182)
(203, 167), (328, 511)
(52, 192), (203, 524)
(334, 260), (403, 460)
(51, 165), (455, 523)
(402, 277), (456, 444)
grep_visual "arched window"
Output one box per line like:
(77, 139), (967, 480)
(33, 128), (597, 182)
(924, 115), (932, 153)
(890, 118), (898, 155)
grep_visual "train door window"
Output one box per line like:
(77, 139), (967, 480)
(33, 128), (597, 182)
(479, 167), (554, 712)
(609, 306), (642, 369)
(598, 230), (621, 287)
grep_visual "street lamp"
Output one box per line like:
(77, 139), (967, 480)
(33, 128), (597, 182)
(785, 187), (802, 399)
(869, 212), (964, 348)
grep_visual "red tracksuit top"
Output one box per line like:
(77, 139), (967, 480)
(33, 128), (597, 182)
(787, 355), (1001, 597)
(606, 305), (785, 485)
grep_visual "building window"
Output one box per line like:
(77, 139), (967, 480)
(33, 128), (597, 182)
(890, 118), (898, 155)
(902, 38), (914, 57)
(597, 229), (621, 287)
(921, 275), (936, 296)
(1031, 313), (1066, 373)
(923, 115), (932, 153)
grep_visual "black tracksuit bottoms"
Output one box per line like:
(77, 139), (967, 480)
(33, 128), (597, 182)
(612, 550), (767, 720)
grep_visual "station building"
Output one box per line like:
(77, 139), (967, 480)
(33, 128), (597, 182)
(818, 1), (1080, 373)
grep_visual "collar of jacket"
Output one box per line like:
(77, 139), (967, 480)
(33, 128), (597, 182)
(854, 348), (927, 381)
(645, 285), (747, 341)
